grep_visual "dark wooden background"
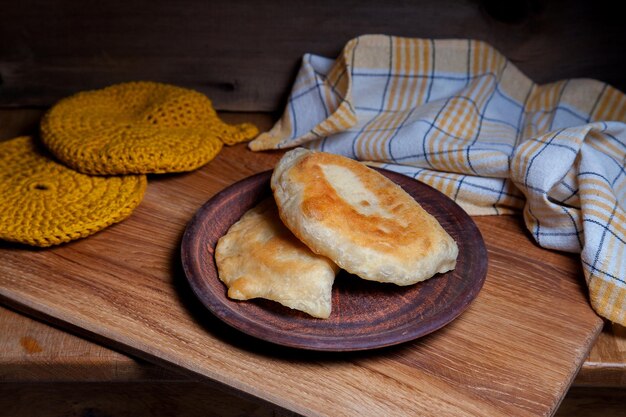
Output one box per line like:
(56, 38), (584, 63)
(1, 0), (625, 111)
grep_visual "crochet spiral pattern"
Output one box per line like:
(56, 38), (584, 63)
(0, 136), (147, 247)
(40, 81), (259, 175)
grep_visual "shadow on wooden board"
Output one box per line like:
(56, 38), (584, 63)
(0, 0), (625, 111)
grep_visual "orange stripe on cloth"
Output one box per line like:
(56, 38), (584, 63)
(511, 136), (547, 183)
(322, 63), (341, 113)
(471, 40), (482, 75)
(587, 129), (625, 160)
(581, 178), (619, 202)
(589, 279), (626, 324)
(592, 86), (620, 121)
(357, 39), (397, 159)
(360, 37), (406, 160)
(416, 40), (431, 106)
(375, 37), (414, 159)
(418, 170), (458, 200)
(612, 91), (626, 121)
(583, 207), (626, 239)
(374, 38), (427, 161)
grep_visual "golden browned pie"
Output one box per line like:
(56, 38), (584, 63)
(215, 198), (339, 319)
(271, 148), (458, 285)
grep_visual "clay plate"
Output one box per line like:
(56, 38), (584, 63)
(181, 169), (487, 351)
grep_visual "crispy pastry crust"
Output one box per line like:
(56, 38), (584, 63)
(271, 148), (458, 285)
(215, 198), (338, 318)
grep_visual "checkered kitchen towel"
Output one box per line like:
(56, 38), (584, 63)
(249, 35), (626, 325)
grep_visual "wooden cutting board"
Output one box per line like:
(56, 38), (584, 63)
(0, 116), (603, 416)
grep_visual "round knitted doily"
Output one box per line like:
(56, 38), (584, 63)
(0, 136), (147, 247)
(40, 81), (259, 175)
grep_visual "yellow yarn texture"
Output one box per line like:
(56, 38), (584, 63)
(0, 136), (147, 247)
(40, 81), (259, 175)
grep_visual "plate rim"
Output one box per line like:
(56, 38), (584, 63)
(181, 168), (487, 351)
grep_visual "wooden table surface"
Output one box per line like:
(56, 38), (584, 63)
(0, 109), (624, 416)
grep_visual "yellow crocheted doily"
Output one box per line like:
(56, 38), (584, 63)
(40, 81), (259, 175)
(0, 136), (147, 247)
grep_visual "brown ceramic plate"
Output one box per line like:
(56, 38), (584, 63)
(181, 169), (487, 351)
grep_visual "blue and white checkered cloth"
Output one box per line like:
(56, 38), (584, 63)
(250, 35), (626, 325)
